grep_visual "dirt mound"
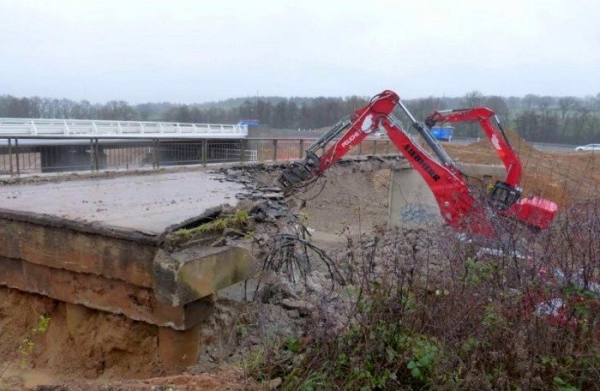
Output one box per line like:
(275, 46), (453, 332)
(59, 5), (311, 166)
(0, 289), (160, 387)
(0, 289), (260, 390)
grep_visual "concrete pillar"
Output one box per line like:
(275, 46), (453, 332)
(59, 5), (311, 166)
(158, 325), (202, 371)
(388, 164), (506, 229)
(388, 167), (441, 228)
(40, 145), (92, 173)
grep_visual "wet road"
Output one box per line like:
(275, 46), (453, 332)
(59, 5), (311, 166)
(0, 170), (244, 235)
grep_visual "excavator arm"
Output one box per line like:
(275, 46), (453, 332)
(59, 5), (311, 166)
(277, 90), (557, 236)
(424, 108), (522, 188)
(278, 90), (497, 236)
(277, 91), (398, 190)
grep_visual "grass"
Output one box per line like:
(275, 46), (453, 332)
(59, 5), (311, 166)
(164, 209), (252, 250)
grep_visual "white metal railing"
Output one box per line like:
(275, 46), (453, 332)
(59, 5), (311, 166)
(0, 118), (248, 138)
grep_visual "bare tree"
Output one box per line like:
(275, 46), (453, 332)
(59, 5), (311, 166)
(484, 96), (509, 119)
(536, 96), (555, 114)
(558, 96), (578, 121)
(522, 94), (540, 110)
(461, 90), (484, 108)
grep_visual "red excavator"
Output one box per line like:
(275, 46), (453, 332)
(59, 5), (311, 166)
(277, 90), (557, 237)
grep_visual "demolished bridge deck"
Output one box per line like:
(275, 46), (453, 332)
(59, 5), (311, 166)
(0, 169), (254, 330)
(0, 170), (243, 235)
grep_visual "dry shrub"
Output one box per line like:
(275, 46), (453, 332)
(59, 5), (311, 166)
(255, 202), (600, 390)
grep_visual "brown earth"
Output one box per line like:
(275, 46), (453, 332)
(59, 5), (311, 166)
(1, 139), (599, 390)
(443, 134), (600, 205)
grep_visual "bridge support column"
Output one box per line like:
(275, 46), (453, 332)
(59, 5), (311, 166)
(388, 164), (506, 229)
(388, 167), (441, 228)
(158, 323), (203, 371)
(39, 145), (106, 173)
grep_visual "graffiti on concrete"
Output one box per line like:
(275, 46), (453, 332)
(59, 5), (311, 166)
(398, 203), (441, 225)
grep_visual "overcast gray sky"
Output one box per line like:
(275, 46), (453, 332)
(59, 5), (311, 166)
(1, 0), (599, 104)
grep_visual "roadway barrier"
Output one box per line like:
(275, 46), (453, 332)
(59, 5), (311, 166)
(0, 136), (395, 176)
(0, 118), (247, 137)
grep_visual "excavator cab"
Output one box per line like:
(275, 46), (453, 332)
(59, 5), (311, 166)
(488, 181), (521, 211)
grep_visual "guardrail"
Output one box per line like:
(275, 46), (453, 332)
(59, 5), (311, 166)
(0, 136), (394, 177)
(0, 118), (248, 138)
(0, 134), (582, 178)
(530, 142), (579, 152)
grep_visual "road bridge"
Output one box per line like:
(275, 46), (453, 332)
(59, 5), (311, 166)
(0, 118), (247, 140)
(0, 118), (250, 173)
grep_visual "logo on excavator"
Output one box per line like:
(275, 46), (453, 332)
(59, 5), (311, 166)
(404, 145), (441, 181)
(342, 130), (361, 148)
(491, 134), (501, 150)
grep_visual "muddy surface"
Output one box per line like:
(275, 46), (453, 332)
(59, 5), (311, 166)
(0, 169), (244, 235)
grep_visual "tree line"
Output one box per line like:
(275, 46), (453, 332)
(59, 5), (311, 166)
(1, 91), (599, 144)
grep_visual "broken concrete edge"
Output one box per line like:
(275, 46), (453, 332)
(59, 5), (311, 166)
(158, 205), (224, 247)
(153, 245), (255, 307)
(0, 202), (246, 253)
(159, 205), (257, 253)
(217, 154), (407, 172)
(0, 207), (160, 245)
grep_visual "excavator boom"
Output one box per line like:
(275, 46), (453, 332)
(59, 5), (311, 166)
(278, 90), (557, 236)
(425, 108), (522, 188)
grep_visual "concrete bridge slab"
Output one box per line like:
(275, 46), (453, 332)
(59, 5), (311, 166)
(0, 170), (255, 329)
(0, 170), (244, 235)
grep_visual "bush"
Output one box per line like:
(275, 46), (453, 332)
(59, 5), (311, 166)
(252, 202), (600, 390)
